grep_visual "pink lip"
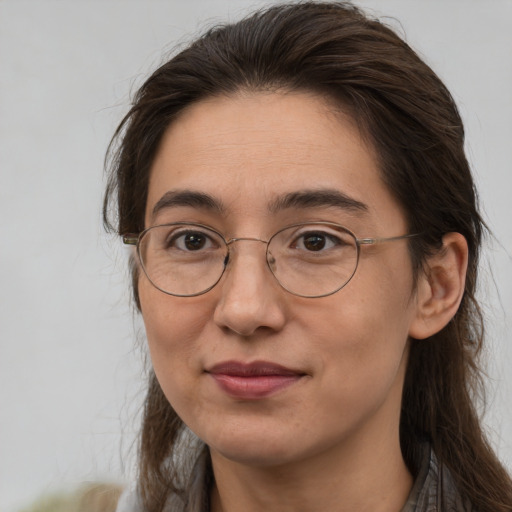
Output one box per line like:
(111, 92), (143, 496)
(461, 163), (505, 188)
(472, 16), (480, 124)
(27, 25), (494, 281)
(206, 360), (305, 399)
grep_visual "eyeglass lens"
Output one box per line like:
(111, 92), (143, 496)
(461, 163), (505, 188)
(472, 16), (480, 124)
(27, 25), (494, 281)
(137, 223), (359, 297)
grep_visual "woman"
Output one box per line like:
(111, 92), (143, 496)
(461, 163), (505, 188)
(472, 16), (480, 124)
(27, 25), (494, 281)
(104, 2), (512, 511)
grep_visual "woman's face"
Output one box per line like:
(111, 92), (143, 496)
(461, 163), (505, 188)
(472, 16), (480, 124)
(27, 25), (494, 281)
(139, 91), (421, 468)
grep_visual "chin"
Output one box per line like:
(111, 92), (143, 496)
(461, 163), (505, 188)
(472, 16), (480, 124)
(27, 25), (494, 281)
(202, 423), (303, 468)
(211, 442), (299, 468)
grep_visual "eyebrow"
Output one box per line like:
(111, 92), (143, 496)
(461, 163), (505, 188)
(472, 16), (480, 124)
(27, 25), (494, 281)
(151, 187), (368, 220)
(151, 190), (225, 219)
(268, 189), (368, 214)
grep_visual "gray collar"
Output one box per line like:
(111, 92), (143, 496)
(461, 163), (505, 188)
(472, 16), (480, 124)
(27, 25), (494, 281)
(401, 444), (471, 512)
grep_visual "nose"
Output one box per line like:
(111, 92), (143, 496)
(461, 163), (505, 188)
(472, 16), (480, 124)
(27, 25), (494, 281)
(213, 239), (287, 337)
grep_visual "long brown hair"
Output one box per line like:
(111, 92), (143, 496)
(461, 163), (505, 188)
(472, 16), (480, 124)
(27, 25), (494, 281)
(104, 2), (512, 510)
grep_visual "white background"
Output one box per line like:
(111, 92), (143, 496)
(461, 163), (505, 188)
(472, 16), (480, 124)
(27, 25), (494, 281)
(1, 1), (511, 511)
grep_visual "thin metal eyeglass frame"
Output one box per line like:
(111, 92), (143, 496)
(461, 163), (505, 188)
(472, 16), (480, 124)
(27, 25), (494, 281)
(122, 221), (419, 298)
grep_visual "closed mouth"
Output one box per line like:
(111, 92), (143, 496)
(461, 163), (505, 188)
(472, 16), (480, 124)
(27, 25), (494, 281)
(206, 360), (306, 399)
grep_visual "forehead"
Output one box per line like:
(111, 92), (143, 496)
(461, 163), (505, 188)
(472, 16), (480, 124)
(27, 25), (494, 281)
(146, 91), (405, 232)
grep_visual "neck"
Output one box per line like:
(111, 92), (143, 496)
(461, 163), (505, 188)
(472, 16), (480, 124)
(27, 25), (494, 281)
(210, 427), (413, 512)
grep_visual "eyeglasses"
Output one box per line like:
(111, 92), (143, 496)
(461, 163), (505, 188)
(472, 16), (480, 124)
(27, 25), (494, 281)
(123, 222), (417, 298)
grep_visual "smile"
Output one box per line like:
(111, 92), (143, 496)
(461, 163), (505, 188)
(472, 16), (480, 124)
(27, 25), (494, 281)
(206, 360), (306, 399)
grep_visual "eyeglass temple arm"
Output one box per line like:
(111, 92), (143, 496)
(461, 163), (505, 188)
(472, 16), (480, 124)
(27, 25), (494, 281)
(357, 233), (419, 245)
(122, 234), (138, 245)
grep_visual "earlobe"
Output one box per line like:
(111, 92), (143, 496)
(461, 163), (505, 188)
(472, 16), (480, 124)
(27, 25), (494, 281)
(409, 233), (468, 340)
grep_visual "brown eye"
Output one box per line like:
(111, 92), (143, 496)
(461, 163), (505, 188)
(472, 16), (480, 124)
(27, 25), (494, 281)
(184, 233), (207, 251)
(294, 231), (342, 252)
(166, 230), (216, 252)
(303, 234), (327, 251)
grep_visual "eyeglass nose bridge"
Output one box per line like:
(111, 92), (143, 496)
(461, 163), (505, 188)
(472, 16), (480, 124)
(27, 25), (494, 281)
(226, 236), (269, 245)
(224, 236), (276, 273)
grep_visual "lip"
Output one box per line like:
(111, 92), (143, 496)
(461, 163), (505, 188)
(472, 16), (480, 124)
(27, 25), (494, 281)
(206, 360), (306, 399)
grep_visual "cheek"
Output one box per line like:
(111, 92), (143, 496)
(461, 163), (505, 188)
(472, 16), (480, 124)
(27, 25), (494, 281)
(138, 280), (211, 398)
(309, 250), (416, 400)
(351, 246), (417, 327)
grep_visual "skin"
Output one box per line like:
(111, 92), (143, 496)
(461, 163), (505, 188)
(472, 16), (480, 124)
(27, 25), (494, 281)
(138, 91), (468, 512)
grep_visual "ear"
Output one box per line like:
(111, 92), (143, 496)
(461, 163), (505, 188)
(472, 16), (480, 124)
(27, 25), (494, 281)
(409, 233), (468, 340)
